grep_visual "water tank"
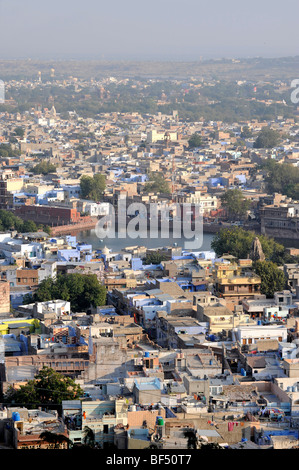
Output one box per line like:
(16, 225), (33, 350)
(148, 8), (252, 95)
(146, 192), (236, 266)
(157, 417), (164, 426)
(12, 412), (20, 422)
(144, 352), (150, 358)
(130, 405), (136, 412)
(257, 320), (262, 325)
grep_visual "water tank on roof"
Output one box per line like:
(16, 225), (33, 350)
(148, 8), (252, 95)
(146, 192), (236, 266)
(144, 352), (150, 358)
(12, 412), (20, 422)
(156, 417), (164, 426)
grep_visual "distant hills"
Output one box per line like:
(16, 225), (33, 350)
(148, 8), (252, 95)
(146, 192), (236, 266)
(0, 56), (299, 81)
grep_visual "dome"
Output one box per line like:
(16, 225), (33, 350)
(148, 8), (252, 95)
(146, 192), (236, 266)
(102, 246), (110, 255)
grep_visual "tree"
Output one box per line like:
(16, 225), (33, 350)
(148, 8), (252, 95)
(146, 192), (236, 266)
(32, 273), (107, 312)
(220, 189), (250, 220)
(143, 172), (170, 194)
(0, 143), (21, 158)
(253, 261), (286, 297)
(32, 160), (56, 175)
(183, 429), (223, 449)
(83, 426), (95, 447)
(144, 252), (169, 265)
(261, 159), (299, 200)
(211, 227), (285, 262)
(39, 431), (72, 449)
(188, 133), (202, 149)
(22, 220), (39, 233)
(184, 429), (198, 449)
(80, 174), (106, 202)
(13, 127), (25, 139)
(253, 127), (281, 149)
(0, 209), (50, 234)
(4, 367), (83, 409)
(240, 126), (252, 138)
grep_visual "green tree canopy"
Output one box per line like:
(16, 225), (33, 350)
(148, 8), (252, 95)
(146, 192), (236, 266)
(80, 174), (106, 202)
(144, 251), (169, 265)
(211, 227), (285, 262)
(32, 273), (107, 312)
(188, 133), (202, 149)
(32, 160), (57, 175)
(253, 127), (281, 149)
(143, 172), (170, 194)
(253, 260), (286, 297)
(220, 188), (250, 220)
(240, 126), (252, 138)
(261, 159), (299, 200)
(13, 127), (25, 139)
(4, 367), (83, 409)
(0, 209), (50, 234)
(0, 143), (21, 158)
(83, 426), (96, 447)
(39, 431), (72, 449)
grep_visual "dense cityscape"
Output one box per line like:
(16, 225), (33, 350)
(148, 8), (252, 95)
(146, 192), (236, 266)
(1, 1), (299, 457)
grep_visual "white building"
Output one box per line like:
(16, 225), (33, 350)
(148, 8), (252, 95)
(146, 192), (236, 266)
(232, 323), (288, 346)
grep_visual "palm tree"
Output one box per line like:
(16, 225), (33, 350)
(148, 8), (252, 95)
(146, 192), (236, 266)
(83, 426), (95, 447)
(183, 429), (223, 450)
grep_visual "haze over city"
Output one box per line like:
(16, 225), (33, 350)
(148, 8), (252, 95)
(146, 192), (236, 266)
(0, 0), (298, 60)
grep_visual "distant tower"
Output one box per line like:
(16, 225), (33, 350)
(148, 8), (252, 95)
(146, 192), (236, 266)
(38, 71), (42, 83)
(172, 110), (178, 121)
(51, 68), (55, 78)
(50, 105), (57, 118)
(73, 77), (78, 92)
(164, 131), (170, 149)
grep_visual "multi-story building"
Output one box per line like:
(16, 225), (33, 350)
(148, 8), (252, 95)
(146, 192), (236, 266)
(232, 323), (288, 346)
(4, 408), (69, 449)
(0, 176), (23, 210)
(213, 260), (261, 309)
(260, 204), (299, 239)
(62, 399), (128, 448)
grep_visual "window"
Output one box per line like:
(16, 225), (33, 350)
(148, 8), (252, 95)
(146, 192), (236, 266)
(103, 425), (109, 434)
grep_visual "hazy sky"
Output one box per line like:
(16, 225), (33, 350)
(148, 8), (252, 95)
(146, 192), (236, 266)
(0, 0), (298, 60)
